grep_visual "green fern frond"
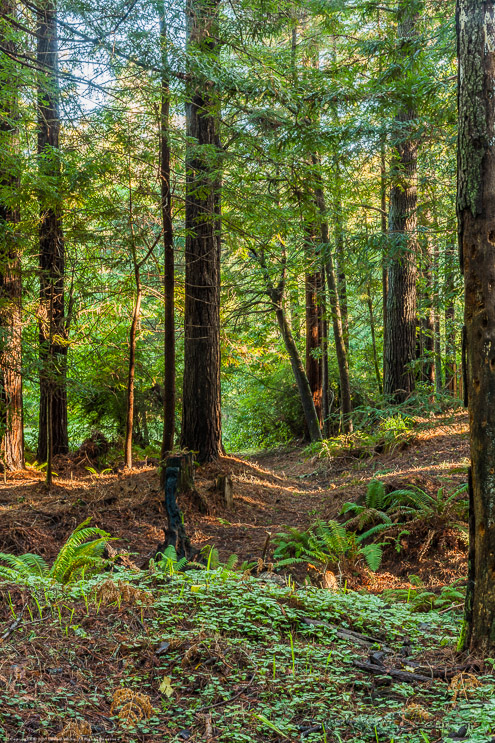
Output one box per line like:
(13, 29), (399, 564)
(359, 543), (382, 572)
(366, 480), (386, 508)
(0, 552), (49, 577)
(225, 554), (238, 571)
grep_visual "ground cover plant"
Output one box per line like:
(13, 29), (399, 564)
(1, 566), (493, 743)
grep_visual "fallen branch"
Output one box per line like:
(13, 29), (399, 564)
(353, 660), (431, 683)
(301, 617), (392, 653)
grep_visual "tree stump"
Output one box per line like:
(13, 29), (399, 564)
(156, 455), (193, 560)
(216, 473), (233, 508)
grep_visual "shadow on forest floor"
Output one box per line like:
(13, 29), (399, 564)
(0, 411), (469, 591)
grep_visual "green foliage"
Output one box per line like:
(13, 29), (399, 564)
(306, 412), (416, 460)
(272, 519), (383, 574)
(0, 519), (113, 584)
(340, 479), (424, 532)
(382, 579), (466, 613)
(153, 546), (188, 576)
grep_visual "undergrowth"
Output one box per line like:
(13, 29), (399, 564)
(0, 566), (492, 742)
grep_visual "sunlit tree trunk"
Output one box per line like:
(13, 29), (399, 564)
(36, 0), (68, 461)
(0, 0), (23, 471)
(181, 0), (223, 462)
(458, 0), (495, 653)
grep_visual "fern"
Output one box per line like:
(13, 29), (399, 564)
(366, 480), (386, 508)
(0, 520), (113, 584)
(359, 543), (383, 572)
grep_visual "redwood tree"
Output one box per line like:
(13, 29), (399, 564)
(0, 0), (23, 470)
(158, 0), (175, 461)
(383, 0), (421, 403)
(181, 0), (223, 462)
(458, 0), (495, 653)
(36, 0), (68, 461)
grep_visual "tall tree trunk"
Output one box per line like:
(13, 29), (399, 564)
(181, 0), (223, 462)
(124, 274), (142, 470)
(158, 1), (175, 462)
(381, 140), (388, 372)
(304, 232), (323, 425)
(0, 0), (23, 471)
(311, 158), (352, 432)
(383, 0), (420, 403)
(433, 238), (442, 392)
(420, 231), (435, 386)
(333, 159), (349, 352)
(458, 0), (495, 653)
(444, 238), (456, 392)
(366, 285), (383, 395)
(321, 305), (330, 436)
(36, 0), (68, 461)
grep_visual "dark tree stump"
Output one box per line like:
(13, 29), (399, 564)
(156, 455), (192, 560)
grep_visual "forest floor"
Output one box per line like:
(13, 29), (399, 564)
(3, 410), (490, 743)
(0, 409), (469, 591)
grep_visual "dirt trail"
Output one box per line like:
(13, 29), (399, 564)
(0, 412), (469, 589)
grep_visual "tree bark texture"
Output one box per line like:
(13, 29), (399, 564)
(36, 0), (68, 461)
(420, 232), (435, 386)
(458, 0), (495, 653)
(159, 2), (176, 462)
(312, 173), (353, 433)
(445, 239), (457, 392)
(124, 284), (142, 469)
(181, 0), (223, 462)
(0, 0), (23, 470)
(383, 1), (420, 403)
(305, 235), (324, 425)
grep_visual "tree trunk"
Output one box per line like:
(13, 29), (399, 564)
(444, 239), (456, 392)
(36, 0), (68, 461)
(158, 1), (175, 462)
(312, 169), (353, 433)
(275, 304), (322, 443)
(457, 0), (495, 653)
(433, 239), (442, 392)
(381, 140), (388, 372)
(181, 0), (223, 463)
(0, 0), (23, 471)
(383, 1), (420, 403)
(333, 159), (349, 352)
(124, 282), (142, 469)
(420, 232), (435, 386)
(305, 234), (323, 425)
(366, 285), (382, 395)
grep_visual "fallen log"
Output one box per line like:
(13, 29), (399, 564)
(301, 617), (392, 653)
(353, 660), (431, 683)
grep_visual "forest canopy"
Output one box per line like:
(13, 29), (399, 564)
(0, 0), (460, 469)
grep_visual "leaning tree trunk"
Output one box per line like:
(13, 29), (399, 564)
(274, 303), (322, 443)
(181, 0), (223, 462)
(158, 0), (175, 463)
(0, 0), (24, 471)
(383, 0), (420, 403)
(36, 0), (68, 461)
(458, 0), (495, 654)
